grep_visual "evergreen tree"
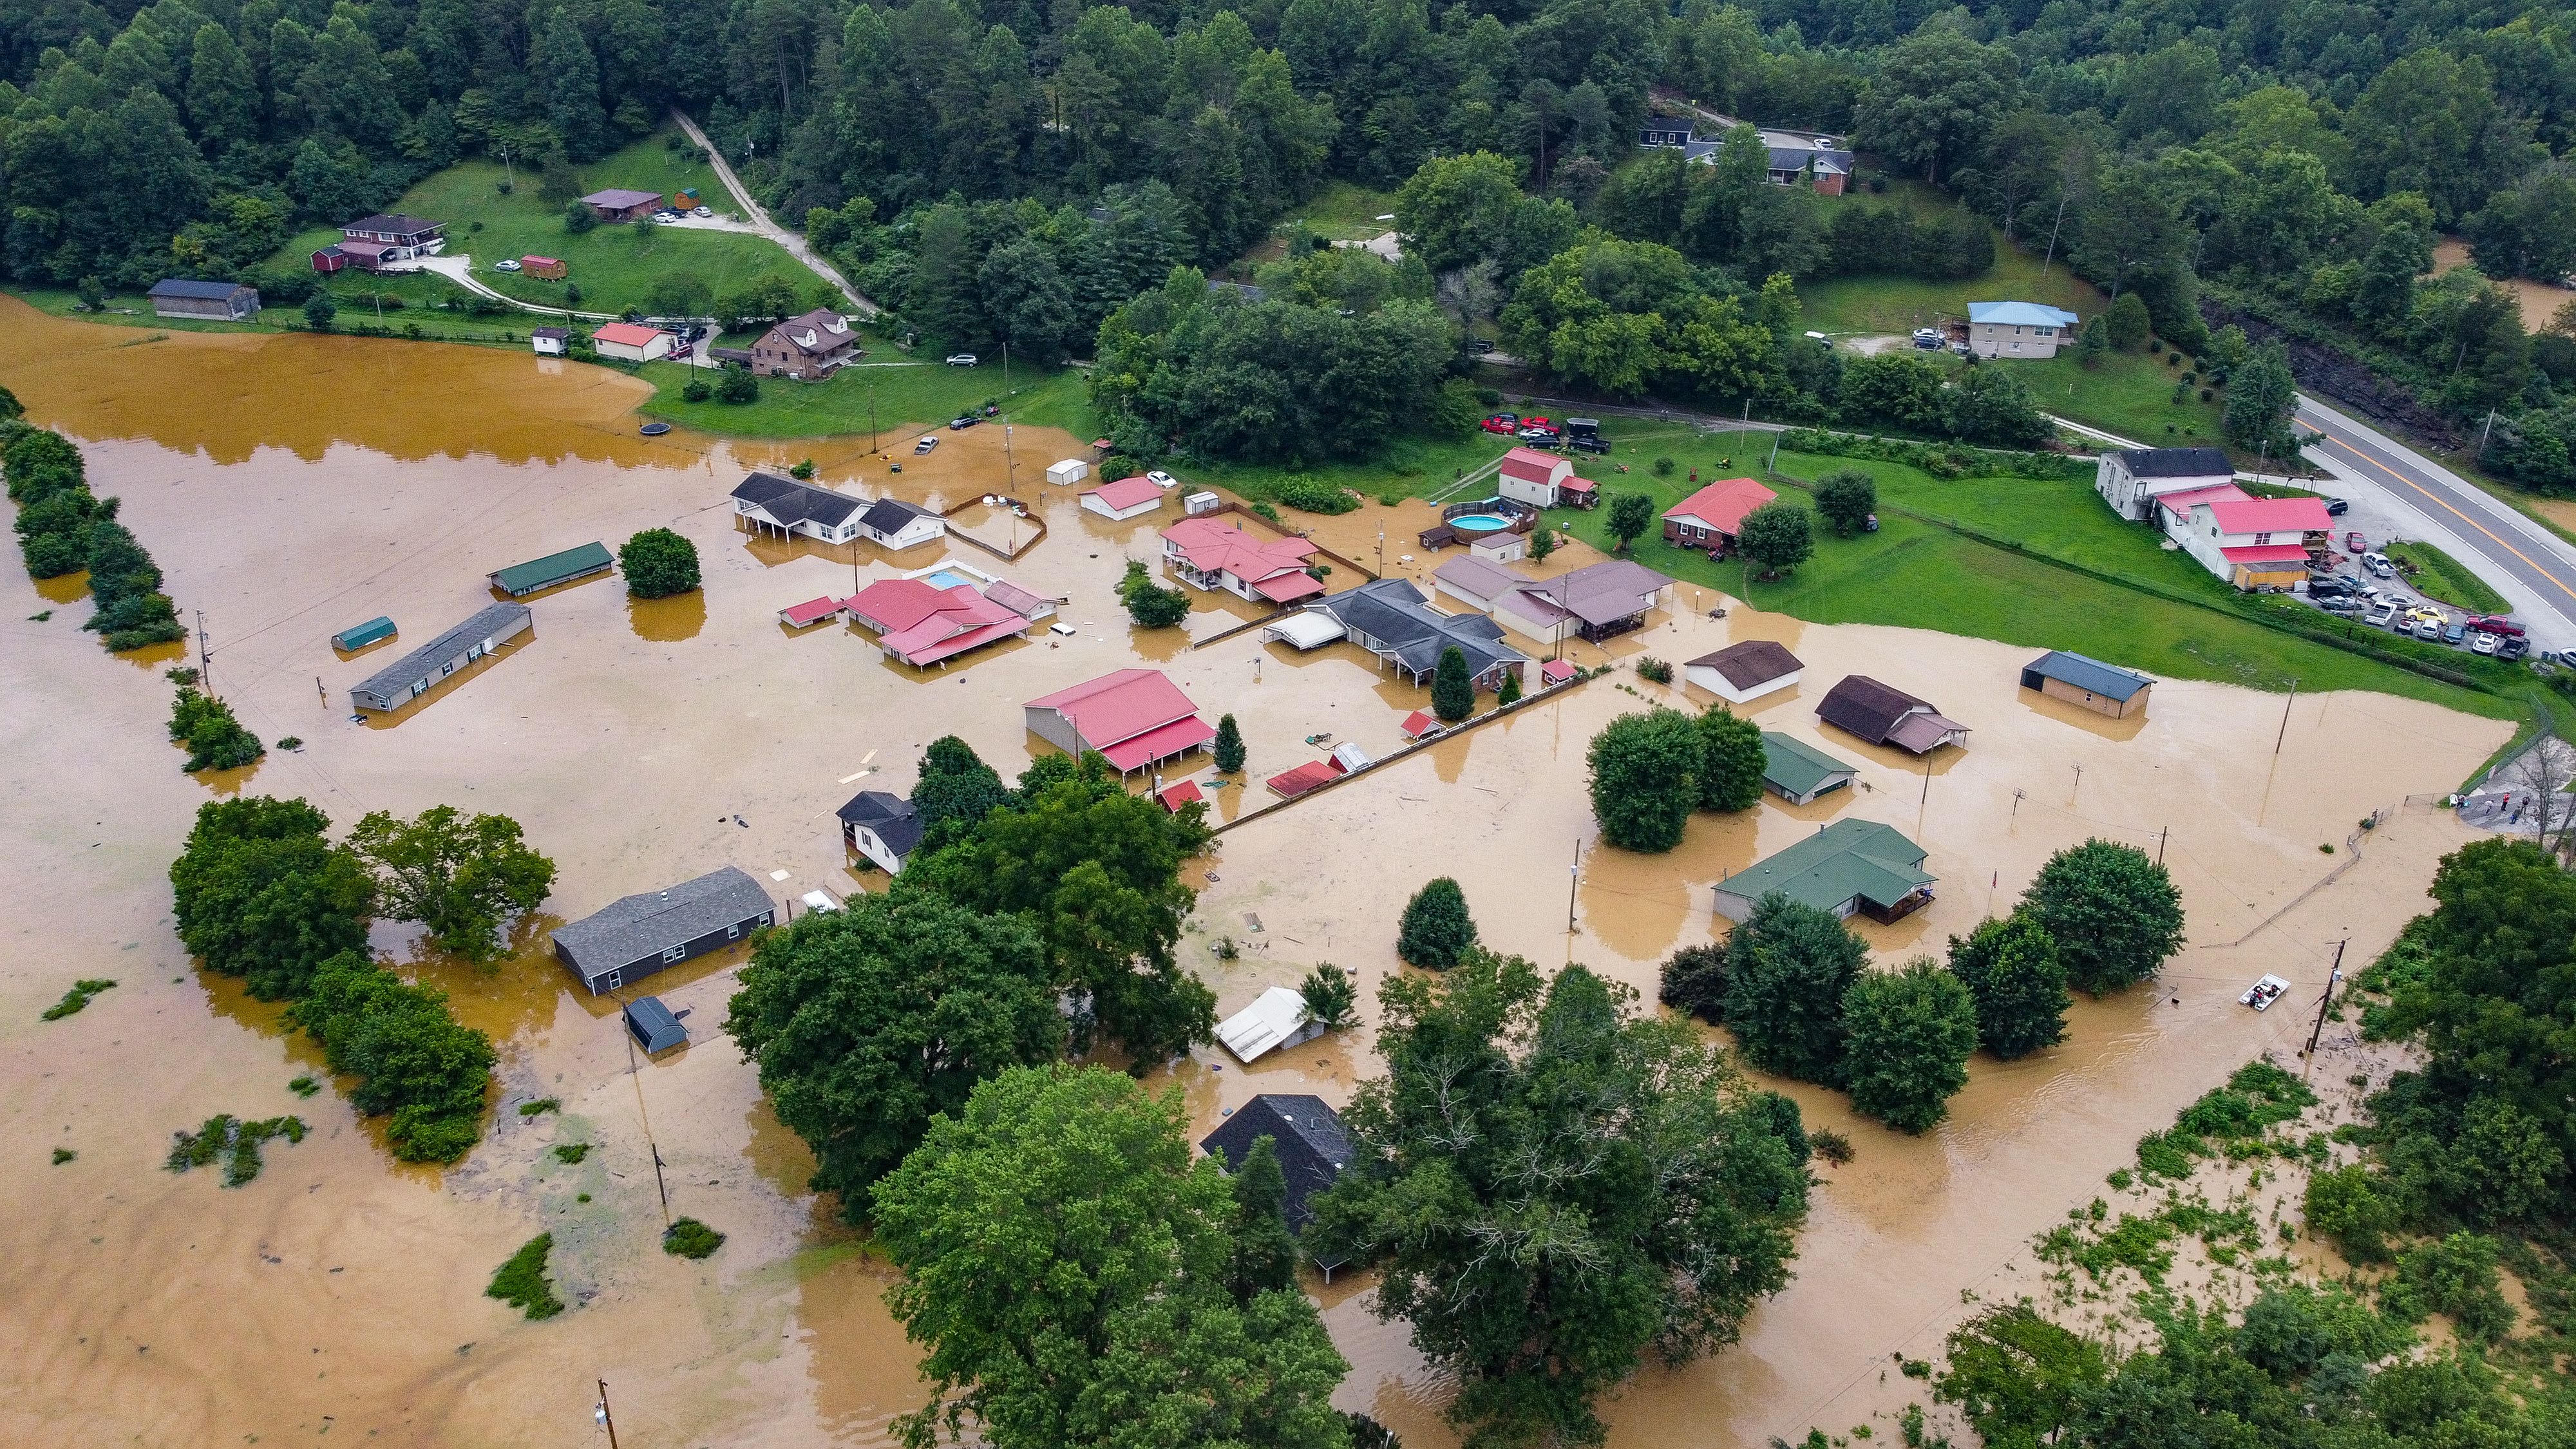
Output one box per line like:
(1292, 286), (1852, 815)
(1396, 877), (1477, 968)
(1841, 959), (1980, 1133)
(1497, 670), (1523, 705)
(1946, 913), (2070, 1059)
(1695, 704), (1766, 812)
(1225, 1135), (1301, 1302)
(912, 736), (1011, 855)
(1430, 645), (1475, 722)
(1213, 713), (1245, 773)
(1723, 893), (1868, 1085)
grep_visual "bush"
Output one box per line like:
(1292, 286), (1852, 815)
(1274, 476), (1358, 514)
(290, 951), (496, 1162)
(618, 528), (701, 598)
(564, 200), (598, 234)
(663, 1217), (726, 1258)
(1723, 893), (1867, 1084)
(1653, 457), (1676, 477)
(1396, 877), (1477, 967)
(1117, 558), (1190, 628)
(167, 687), (264, 772)
(1736, 500), (1814, 578)
(2380, 1233), (2513, 1340)
(1636, 656), (1673, 685)
(716, 364), (759, 404)
(681, 376), (712, 402)
(1658, 942), (1728, 1022)
(486, 1233), (565, 1319)
(302, 292), (337, 330)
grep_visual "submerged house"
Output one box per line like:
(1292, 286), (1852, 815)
(1305, 577), (1528, 689)
(1081, 475), (1166, 521)
(1199, 1094), (1355, 1270)
(2020, 650), (2155, 719)
(844, 576), (1030, 667)
(837, 790), (923, 873)
(1817, 675), (1969, 754)
(348, 601), (530, 712)
(1488, 558), (1674, 645)
(1159, 516), (1324, 605)
(857, 497), (945, 551)
(1024, 668), (1216, 773)
(1760, 732), (1858, 805)
(1712, 818), (1934, 923)
(550, 866), (776, 994)
(733, 472), (866, 542)
(1214, 986), (1325, 1064)
(1683, 639), (1803, 704)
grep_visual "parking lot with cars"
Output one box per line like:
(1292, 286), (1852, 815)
(2300, 547), (2533, 663)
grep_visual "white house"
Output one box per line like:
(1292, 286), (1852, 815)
(1967, 301), (2081, 358)
(591, 321), (674, 362)
(837, 790), (922, 875)
(1046, 458), (1090, 486)
(1081, 475), (1166, 522)
(857, 497), (945, 551)
(732, 472), (865, 542)
(1215, 985), (1326, 1064)
(1495, 446), (1579, 508)
(1683, 639), (1803, 704)
(2095, 446), (2235, 522)
(531, 327), (567, 356)
(2164, 488), (2331, 590)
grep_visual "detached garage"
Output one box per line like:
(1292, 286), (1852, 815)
(1082, 475), (1166, 521)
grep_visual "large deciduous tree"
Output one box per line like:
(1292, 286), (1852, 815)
(1695, 704), (1766, 812)
(169, 795), (374, 1000)
(911, 736), (1011, 855)
(1723, 893), (1868, 1084)
(872, 1065), (1350, 1449)
(2027, 840), (2184, 994)
(619, 528), (701, 598)
(1587, 707), (1702, 852)
(724, 892), (1063, 1224)
(1946, 913), (2070, 1060)
(1736, 500), (1814, 578)
(1309, 953), (1810, 1449)
(1854, 30), (2018, 184)
(1840, 958), (1980, 1133)
(346, 806), (555, 963)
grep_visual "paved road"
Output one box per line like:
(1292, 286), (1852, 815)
(668, 109), (880, 319)
(2296, 395), (2576, 649)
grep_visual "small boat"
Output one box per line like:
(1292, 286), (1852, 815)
(2239, 974), (2290, 1011)
(639, 421), (672, 436)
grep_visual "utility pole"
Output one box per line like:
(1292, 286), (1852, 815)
(2274, 677), (2298, 755)
(2072, 762), (2083, 800)
(595, 1380), (621, 1449)
(1566, 838), (1581, 933)
(2302, 943), (2346, 1075)
(196, 609), (213, 697)
(1916, 753), (1933, 838)
(2157, 825), (2168, 865)
(868, 377), (878, 455)
(2039, 195), (2069, 278)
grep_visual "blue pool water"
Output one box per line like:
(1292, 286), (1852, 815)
(923, 569), (976, 589)
(1450, 513), (1511, 530)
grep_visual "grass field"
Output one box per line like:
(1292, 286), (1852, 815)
(268, 133), (807, 318)
(2022, 346), (2228, 445)
(2386, 540), (2511, 613)
(1533, 426), (2524, 722)
(1283, 180), (1401, 241)
(1799, 239), (2101, 339)
(636, 346), (1089, 439)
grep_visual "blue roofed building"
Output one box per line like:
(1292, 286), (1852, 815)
(2018, 650), (2154, 719)
(1967, 301), (2083, 359)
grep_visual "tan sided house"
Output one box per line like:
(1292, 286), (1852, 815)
(1967, 301), (2082, 359)
(752, 309), (861, 379)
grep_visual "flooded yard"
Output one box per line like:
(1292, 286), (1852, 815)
(0, 303), (2510, 1448)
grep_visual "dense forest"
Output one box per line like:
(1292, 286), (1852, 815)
(7, 0), (2576, 469)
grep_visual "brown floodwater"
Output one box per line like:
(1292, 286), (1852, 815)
(0, 301), (2510, 1448)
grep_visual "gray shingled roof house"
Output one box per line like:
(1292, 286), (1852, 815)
(551, 866), (775, 994)
(348, 601), (530, 713)
(732, 472), (867, 542)
(1307, 577), (1528, 688)
(1200, 1093), (1356, 1269)
(837, 790), (924, 874)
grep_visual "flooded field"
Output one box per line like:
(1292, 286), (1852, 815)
(0, 303), (2512, 1448)
(2434, 240), (2572, 331)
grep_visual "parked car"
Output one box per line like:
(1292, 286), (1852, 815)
(2324, 497), (2350, 516)
(943, 353), (978, 366)
(653, 211), (683, 225)
(692, 205), (713, 218)
(1516, 427), (1558, 445)
(2414, 617), (2446, 641)
(949, 415), (980, 430)
(2364, 601), (2400, 628)
(2345, 531), (2367, 553)
(1911, 328), (1943, 349)
(1467, 338), (1495, 354)
(913, 435), (938, 455)
(493, 258), (523, 272)
(2443, 620), (2468, 645)
(1522, 416), (1558, 433)
(2470, 630), (2501, 655)
(2363, 551), (2395, 576)
(2317, 595), (2362, 614)
(1147, 470), (1178, 488)
(2306, 576), (2353, 597)
(2500, 636), (2530, 661)
(1481, 414), (1520, 435)
(2468, 614), (2525, 637)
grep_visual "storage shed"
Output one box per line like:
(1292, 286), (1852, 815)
(348, 601), (529, 712)
(624, 996), (687, 1053)
(1081, 475), (1166, 521)
(1685, 639), (1803, 704)
(489, 541), (613, 596)
(2019, 650), (2154, 718)
(1214, 985), (1323, 1063)
(1760, 732), (1858, 805)
(1046, 458), (1090, 486)
(521, 255), (566, 280)
(332, 616), (395, 652)
(551, 866), (775, 994)
(147, 278), (260, 321)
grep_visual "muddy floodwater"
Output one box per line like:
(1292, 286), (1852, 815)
(0, 305), (2512, 1448)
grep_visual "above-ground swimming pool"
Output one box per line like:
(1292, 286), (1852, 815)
(922, 569), (977, 590)
(1448, 513), (1511, 531)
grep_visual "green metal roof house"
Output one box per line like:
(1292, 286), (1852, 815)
(1760, 732), (1858, 805)
(489, 541), (613, 597)
(1714, 818), (1935, 925)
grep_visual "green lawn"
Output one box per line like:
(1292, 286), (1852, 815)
(1538, 429), (2522, 721)
(1799, 240), (2101, 339)
(2020, 346), (2228, 447)
(267, 133), (808, 319)
(8, 282), (552, 346)
(637, 344), (1089, 439)
(1282, 181), (1401, 241)
(2386, 540), (2511, 613)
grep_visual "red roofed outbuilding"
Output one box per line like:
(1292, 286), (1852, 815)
(1082, 475), (1167, 521)
(1024, 668), (1217, 773)
(1495, 446), (1578, 508)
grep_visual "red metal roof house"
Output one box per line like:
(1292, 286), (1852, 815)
(844, 578), (1030, 667)
(1023, 667), (1217, 772)
(1663, 478), (1778, 550)
(1159, 516), (1325, 604)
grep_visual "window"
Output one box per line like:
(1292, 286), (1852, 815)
(726, 923), (741, 940)
(661, 944), (687, 963)
(599, 969), (621, 991)
(440, 660), (454, 676)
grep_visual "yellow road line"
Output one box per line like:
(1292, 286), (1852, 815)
(2318, 433), (2576, 603)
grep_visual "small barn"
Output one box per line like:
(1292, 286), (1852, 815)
(1046, 458), (1089, 486)
(309, 245), (348, 274)
(1200, 1094), (1354, 1269)
(550, 866), (776, 994)
(331, 616), (395, 652)
(580, 188), (665, 222)
(531, 326), (568, 356)
(1214, 985), (1324, 1064)
(1081, 475), (1166, 521)
(2019, 650), (2154, 719)
(1760, 732), (1858, 805)
(591, 322), (674, 362)
(623, 996), (687, 1054)
(147, 278), (260, 321)
(349, 601), (529, 712)
(1685, 639), (1804, 705)
(1495, 446), (1577, 509)
(521, 255), (566, 280)
(1816, 675), (1969, 754)
(837, 790), (923, 874)
(489, 541), (613, 596)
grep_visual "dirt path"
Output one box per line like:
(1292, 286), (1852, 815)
(670, 110), (880, 319)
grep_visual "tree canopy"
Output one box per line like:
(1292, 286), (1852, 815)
(2027, 840), (2185, 994)
(346, 806), (556, 963)
(1722, 893), (1868, 1085)
(1310, 952), (1809, 1448)
(1587, 706), (1701, 852)
(1839, 958), (1980, 1133)
(1946, 912), (2071, 1061)
(1396, 876), (1479, 968)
